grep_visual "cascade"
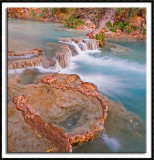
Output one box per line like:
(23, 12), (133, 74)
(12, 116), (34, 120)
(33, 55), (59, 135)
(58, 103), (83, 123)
(83, 39), (99, 50)
(8, 55), (44, 70)
(78, 42), (88, 51)
(53, 44), (72, 68)
(8, 48), (45, 70)
(41, 55), (55, 68)
(59, 36), (99, 52)
(99, 128), (121, 152)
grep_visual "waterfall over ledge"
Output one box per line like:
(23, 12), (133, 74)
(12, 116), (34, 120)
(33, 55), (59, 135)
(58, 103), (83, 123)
(8, 37), (99, 72)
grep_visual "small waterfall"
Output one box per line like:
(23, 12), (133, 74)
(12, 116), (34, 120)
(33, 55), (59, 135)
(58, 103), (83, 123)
(8, 54), (38, 60)
(71, 41), (82, 54)
(99, 128), (121, 152)
(54, 46), (72, 69)
(8, 55), (43, 70)
(41, 55), (53, 68)
(8, 48), (46, 70)
(83, 39), (99, 50)
(55, 59), (62, 71)
(59, 36), (99, 54)
(78, 42), (88, 51)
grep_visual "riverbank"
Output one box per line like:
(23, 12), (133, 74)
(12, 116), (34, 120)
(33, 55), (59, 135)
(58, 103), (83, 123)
(8, 8), (146, 42)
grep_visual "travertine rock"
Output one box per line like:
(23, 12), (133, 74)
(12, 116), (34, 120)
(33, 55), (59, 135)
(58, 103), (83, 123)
(8, 73), (108, 152)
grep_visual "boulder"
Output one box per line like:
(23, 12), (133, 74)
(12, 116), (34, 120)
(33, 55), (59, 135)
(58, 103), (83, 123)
(8, 73), (108, 152)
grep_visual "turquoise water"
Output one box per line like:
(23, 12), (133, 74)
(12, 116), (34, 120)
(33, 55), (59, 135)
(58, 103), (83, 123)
(60, 40), (146, 120)
(8, 18), (89, 57)
(8, 18), (146, 152)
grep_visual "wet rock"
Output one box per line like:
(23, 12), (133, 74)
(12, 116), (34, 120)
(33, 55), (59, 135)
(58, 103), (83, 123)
(8, 48), (44, 57)
(58, 37), (73, 43)
(8, 48), (45, 70)
(107, 42), (130, 53)
(83, 39), (99, 50)
(52, 44), (72, 68)
(8, 48), (55, 70)
(78, 42), (87, 51)
(8, 73), (108, 152)
(13, 95), (72, 152)
(59, 36), (99, 51)
(67, 44), (79, 56)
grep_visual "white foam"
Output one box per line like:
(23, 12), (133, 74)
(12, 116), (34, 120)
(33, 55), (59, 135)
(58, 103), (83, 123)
(34, 66), (57, 73)
(8, 65), (57, 75)
(75, 73), (129, 97)
(101, 134), (121, 152)
(8, 68), (27, 75)
(71, 52), (146, 73)
(58, 40), (100, 55)
(8, 54), (38, 60)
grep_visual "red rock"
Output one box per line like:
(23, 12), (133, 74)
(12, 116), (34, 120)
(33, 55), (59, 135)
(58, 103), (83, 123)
(132, 16), (145, 28)
(11, 73), (108, 151)
(13, 95), (72, 152)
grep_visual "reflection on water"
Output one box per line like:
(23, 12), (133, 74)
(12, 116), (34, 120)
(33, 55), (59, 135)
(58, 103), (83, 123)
(8, 18), (146, 153)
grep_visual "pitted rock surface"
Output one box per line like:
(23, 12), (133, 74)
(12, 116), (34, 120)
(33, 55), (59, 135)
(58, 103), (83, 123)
(8, 73), (108, 151)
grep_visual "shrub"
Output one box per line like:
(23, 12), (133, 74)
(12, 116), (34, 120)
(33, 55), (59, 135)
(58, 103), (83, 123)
(41, 8), (48, 12)
(38, 14), (44, 18)
(64, 15), (85, 29)
(51, 8), (75, 15)
(128, 28), (132, 33)
(96, 32), (106, 46)
(129, 8), (142, 18)
(106, 21), (129, 33)
(115, 22), (123, 30)
(116, 8), (125, 15)
(19, 12), (23, 16)
(30, 9), (37, 18)
(109, 26), (117, 32)
(111, 21), (129, 32)
(127, 25), (135, 33)
(106, 21), (112, 27)
(106, 21), (117, 32)
(143, 28), (146, 35)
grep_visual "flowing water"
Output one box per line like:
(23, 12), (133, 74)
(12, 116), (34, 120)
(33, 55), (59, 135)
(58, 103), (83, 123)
(8, 18), (146, 153)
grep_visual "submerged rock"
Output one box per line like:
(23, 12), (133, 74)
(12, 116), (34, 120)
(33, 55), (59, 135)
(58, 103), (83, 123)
(107, 42), (130, 53)
(8, 73), (108, 152)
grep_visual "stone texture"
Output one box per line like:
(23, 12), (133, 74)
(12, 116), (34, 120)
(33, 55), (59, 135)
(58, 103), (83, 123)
(8, 48), (56, 70)
(8, 73), (108, 152)
(13, 95), (72, 152)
